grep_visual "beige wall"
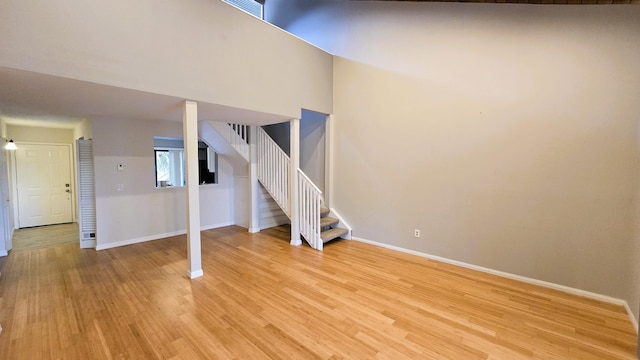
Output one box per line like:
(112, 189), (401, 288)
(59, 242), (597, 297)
(0, 118), (6, 138)
(285, 2), (640, 319)
(7, 125), (74, 144)
(93, 118), (234, 248)
(0, 0), (333, 119)
(74, 119), (92, 141)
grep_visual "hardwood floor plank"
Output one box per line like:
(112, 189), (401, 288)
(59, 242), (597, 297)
(0, 225), (637, 359)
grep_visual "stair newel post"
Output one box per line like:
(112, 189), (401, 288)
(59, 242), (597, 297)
(248, 125), (260, 233)
(325, 114), (334, 208)
(290, 118), (302, 246)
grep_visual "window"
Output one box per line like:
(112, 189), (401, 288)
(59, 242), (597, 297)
(155, 148), (184, 188)
(223, 0), (264, 19)
(154, 137), (217, 188)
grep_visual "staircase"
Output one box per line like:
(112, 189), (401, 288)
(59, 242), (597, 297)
(258, 126), (350, 250)
(296, 168), (349, 250)
(320, 207), (349, 244)
(199, 121), (250, 170)
(200, 121), (350, 250)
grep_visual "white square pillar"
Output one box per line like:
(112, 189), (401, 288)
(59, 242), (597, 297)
(290, 118), (301, 246)
(249, 126), (260, 233)
(183, 101), (203, 279)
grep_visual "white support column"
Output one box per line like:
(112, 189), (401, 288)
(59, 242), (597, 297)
(248, 126), (260, 233)
(324, 114), (334, 208)
(183, 101), (203, 279)
(290, 118), (302, 246)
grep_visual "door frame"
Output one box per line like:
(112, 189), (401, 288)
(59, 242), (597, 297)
(11, 142), (76, 229)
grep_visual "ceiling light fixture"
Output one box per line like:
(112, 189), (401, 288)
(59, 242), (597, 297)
(5, 139), (17, 151)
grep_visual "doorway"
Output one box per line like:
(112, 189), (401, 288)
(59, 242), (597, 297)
(15, 143), (73, 228)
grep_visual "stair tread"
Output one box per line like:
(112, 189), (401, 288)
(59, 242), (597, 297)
(320, 207), (330, 216)
(321, 228), (349, 243)
(320, 217), (339, 227)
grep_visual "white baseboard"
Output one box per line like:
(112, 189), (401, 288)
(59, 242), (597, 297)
(248, 227), (260, 233)
(352, 236), (639, 333)
(623, 302), (639, 333)
(201, 222), (233, 231)
(188, 269), (204, 279)
(0, 250), (7, 257)
(80, 240), (96, 249)
(96, 222), (233, 251)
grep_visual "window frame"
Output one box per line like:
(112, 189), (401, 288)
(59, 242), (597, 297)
(154, 147), (185, 188)
(223, 0), (264, 19)
(153, 137), (218, 189)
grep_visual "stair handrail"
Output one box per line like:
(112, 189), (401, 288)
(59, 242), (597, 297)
(228, 123), (250, 161)
(298, 169), (323, 250)
(256, 127), (290, 216)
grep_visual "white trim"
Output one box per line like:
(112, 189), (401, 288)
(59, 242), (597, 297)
(95, 222), (233, 251)
(352, 236), (638, 333)
(0, 250), (7, 257)
(325, 114), (334, 207)
(329, 207), (352, 240)
(201, 222), (233, 231)
(12, 142), (75, 228)
(188, 269), (204, 279)
(96, 230), (186, 250)
(248, 227), (260, 233)
(80, 240), (96, 249)
(623, 302), (639, 333)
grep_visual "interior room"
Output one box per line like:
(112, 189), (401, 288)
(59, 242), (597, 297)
(0, 0), (639, 358)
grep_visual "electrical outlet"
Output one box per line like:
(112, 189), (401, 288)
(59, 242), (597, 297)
(414, 229), (421, 238)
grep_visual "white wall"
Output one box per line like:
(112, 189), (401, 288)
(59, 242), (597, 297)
(93, 118), (233, 248)
(0, 0), (333, 119)
(280, 2), (640, 319)
(233, 176), (249, 228)
(0, 136), (12, 256)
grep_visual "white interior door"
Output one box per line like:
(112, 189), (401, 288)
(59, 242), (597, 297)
(16, 144), (73, 228)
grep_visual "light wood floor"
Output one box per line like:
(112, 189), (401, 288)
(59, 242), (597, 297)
(11, 222), (79, 251)
(0, 225), (636, 359)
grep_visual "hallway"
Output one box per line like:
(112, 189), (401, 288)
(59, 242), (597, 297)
(11, 223), (78, 251)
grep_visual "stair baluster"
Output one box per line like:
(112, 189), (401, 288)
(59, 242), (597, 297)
(256, 127), (291, 217)
(228, 123), (249, 161)
(298, 169), (322, 250)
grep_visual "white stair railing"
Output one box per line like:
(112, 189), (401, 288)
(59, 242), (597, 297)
(298, 169), (323, 250)
(257, 127), (290, 217)
(228, 123), (250, 161)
